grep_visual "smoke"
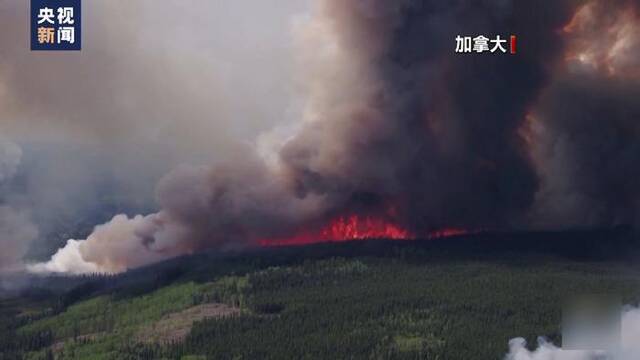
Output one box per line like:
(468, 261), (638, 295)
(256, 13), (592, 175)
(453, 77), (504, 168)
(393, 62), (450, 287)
(0, 0), (310, 214)
(29, 0), (579, 274)
(0, 0), (306, 150)
(529, 0), (640, 228)
(0, 139), (39, 272)
(505, 306), (640, 360)
(0, 0), (309, 264)
(279, 0), (574, 233)
(27, 0), (640, 274)
(0, 140), (21, 183)
(0, 206), (39, 272)
(29, 160), (329, 274)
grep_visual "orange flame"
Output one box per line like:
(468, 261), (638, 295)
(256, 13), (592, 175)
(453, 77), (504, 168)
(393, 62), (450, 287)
(259, 214), (468, 247)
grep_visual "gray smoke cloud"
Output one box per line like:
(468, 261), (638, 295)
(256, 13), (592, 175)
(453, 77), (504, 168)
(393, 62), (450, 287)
(0, 206), (39, 272)
(279, 0), (574, 233)
(29, 0), (578, 274)
(0, 139), (39, 272)
(0, 139), (21, 183)
(26, 0), (640, 274)
(0, 0), (309, 268)
(0, 0), (307, 150)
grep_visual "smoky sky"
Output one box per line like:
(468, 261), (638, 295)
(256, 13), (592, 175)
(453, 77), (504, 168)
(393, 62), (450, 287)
(13, 0), (640, 274)
(279, 0), (576, 232)
(0, 0), (309, 149)
(531, 0), (640, 228)
(0, 139), (38, 272)
(0, 0), (311, 271)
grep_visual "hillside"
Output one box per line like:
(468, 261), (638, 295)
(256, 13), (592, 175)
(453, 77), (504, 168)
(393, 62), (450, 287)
(2, 228), (640, 359)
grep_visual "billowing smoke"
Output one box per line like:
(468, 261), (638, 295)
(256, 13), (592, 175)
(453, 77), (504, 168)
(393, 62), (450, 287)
(505, 306), (640, 360)
(0, 0), (308, 266)
(0, 1), (305, 152)
(28, 0), (640, 274)
(29, 161), (328, 274)
(530, 0), (640, 228)
(280, 0), (574, 233)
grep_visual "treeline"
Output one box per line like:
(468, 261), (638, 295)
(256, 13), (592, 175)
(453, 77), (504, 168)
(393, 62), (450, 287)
(3, 228), (640, 359)
(0, 299), (53, 360)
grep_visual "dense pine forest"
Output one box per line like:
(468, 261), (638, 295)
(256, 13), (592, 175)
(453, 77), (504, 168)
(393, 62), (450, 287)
(2, 228), (640, 359)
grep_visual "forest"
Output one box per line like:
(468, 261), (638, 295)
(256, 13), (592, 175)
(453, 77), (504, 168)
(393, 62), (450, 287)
(1, 227), (640, 359)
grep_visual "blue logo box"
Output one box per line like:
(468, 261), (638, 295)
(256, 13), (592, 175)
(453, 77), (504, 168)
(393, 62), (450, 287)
(31, 0), (81, 51)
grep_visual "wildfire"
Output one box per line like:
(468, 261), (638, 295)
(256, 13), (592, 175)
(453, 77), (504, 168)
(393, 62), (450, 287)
(259, 214), (468, 247)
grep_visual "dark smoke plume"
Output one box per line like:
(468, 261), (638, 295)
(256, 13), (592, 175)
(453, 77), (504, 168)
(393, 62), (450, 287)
(530, 0), (640, 228)
(280, 0), (575, 234)
(31, 0), (640, 274)
(0, 139), (39, 272)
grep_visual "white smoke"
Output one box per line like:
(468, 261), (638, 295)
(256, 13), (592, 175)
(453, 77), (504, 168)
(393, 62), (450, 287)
(505, 306), (640, 360)
(28, 161), (328, 274)
(27, 214), (172, 274)
(29, 0), (636, 276)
